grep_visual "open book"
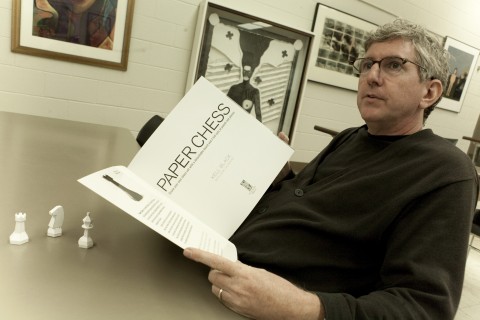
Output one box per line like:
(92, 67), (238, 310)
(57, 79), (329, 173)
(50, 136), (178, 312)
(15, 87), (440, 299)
(78, 77), (293, 261)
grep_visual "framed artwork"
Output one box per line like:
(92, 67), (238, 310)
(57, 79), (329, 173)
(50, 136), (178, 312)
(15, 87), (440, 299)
(437, 37), (479, 113)
(186, 0), (313, 137)
(11, 0), (135, 70)
(357, 0), (398, 17)
(308, 3), (376, 91)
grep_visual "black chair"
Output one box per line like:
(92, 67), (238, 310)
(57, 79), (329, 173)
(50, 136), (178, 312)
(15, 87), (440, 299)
(313, 125), (339, 138)
(469, 209), (480, 254)
(444, 138), (458, 145)
(136, 115), (164, 147)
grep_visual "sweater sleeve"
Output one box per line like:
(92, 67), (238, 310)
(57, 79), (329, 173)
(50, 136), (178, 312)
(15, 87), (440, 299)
(317, 177), (477, 320)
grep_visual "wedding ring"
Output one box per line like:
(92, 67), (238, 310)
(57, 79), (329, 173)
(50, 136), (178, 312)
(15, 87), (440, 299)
(218, 288), (224, 301)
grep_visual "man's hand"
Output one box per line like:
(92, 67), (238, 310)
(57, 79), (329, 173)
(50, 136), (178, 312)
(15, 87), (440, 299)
(184, 248), (323, 320)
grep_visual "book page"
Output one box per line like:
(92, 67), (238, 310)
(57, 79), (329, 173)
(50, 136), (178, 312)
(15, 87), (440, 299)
(79, 77), (293, 261)
(128, 77), (293, 238)
(78, 166), (238, 261)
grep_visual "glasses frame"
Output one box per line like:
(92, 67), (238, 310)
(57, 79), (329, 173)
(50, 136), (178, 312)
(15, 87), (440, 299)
(350, 56), (427, 75)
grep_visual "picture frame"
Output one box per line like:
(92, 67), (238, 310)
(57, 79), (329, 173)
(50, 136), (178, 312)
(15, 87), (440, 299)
(11, 0), (135, 71)
(186, 0), (313, 137)
(308, 3), (376, 91)
(437, 37), (479, 113)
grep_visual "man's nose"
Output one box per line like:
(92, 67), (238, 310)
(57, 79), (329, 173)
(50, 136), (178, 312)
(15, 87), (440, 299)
(369, 61), (383, 73)
(365, 63), (382, 85)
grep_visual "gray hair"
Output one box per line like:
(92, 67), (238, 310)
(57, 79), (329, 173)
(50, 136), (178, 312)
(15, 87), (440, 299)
(364, 19), (450, 121)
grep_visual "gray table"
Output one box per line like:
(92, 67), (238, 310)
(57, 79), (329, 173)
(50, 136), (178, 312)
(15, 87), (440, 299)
(0, 112), (243, 320)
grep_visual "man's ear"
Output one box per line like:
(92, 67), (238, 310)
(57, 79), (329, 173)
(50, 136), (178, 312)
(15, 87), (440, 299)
(420, 79), (443, 110)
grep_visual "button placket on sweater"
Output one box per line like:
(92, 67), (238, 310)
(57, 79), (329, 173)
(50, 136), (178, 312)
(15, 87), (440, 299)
(294, 188), (304, 197)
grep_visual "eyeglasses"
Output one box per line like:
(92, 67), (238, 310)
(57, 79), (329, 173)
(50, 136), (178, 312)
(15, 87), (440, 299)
(350, 56), (427, 76)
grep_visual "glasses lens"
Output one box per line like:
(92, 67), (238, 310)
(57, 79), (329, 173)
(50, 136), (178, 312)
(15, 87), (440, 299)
(354, 57), (425, 76)
(352, 59), (361, 71)
(354, 59), (371, 73)
(381, 57), (404, 74)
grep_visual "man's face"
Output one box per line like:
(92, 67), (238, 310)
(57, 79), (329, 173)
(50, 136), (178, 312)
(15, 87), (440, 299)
(356, 38), (430, 135)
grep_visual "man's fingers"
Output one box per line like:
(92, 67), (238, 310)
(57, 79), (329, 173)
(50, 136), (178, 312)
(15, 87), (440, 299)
(278, 132), (289, 144)
(184, 247), (237, 274)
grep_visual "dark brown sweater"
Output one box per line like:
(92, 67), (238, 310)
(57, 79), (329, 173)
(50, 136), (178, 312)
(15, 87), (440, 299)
(231, 126), (478, 319)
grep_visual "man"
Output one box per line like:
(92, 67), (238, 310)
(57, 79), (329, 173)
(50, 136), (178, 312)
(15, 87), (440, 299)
(184, 19), (478, 319)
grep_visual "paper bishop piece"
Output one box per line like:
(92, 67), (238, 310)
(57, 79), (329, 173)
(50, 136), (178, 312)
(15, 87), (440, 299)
(78, 212), (94, 249)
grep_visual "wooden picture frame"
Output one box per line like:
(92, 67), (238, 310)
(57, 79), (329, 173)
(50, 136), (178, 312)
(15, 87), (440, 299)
(186, 0), (313, 137)
(437, 37), (479, 113)
(11, 0), (135, 70)
(308, 3), (376, 91)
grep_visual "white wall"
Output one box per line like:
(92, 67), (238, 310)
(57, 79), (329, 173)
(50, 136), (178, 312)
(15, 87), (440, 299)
(1, 0), (479, 163)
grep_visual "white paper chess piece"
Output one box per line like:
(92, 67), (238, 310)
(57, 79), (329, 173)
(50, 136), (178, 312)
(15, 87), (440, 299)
(9, 212), (29, 245)
(47, 205), (64, 237)
(78, 212), (94, 249)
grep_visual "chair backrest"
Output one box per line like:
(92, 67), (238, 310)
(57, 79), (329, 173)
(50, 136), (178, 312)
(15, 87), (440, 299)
(136, 115), (164, 147)
(473, 210), (480, 225)
(472, 209), (480, 236)
(444, 138), (458, 145)
(313, 125), (339, 138)
(469, 210), (480, 254)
